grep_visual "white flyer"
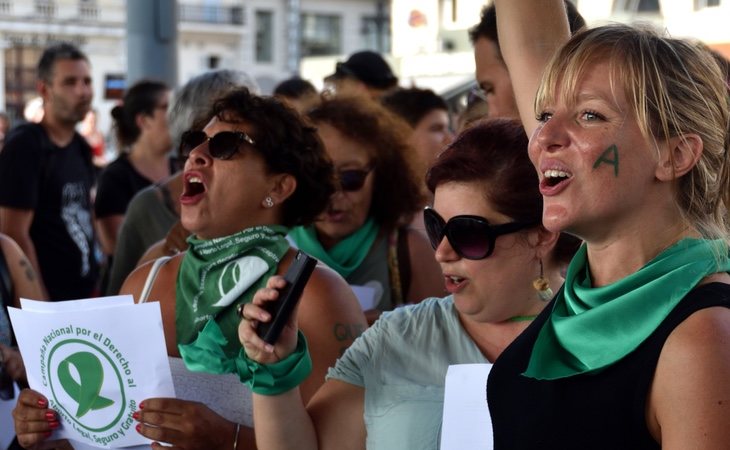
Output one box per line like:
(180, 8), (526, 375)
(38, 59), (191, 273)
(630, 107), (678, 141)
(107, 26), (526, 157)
(440, 363), (494, 450)
(8, 296), (174, 448)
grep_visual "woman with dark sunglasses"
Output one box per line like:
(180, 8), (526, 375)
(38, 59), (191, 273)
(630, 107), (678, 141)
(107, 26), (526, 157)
(105, 69), (260, 296)
(289, 98), (445, 323)
(12, 88), (367, 450)
(238, 118), (580, 449)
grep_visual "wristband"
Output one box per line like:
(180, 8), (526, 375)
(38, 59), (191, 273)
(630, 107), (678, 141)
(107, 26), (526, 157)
(235, 331), (312, 396)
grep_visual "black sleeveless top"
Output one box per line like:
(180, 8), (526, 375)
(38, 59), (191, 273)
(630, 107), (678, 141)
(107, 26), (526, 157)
(487, 282), (730, 449)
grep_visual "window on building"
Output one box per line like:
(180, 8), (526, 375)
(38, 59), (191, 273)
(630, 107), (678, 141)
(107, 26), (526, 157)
(35, 0), (56, 17)
(300, 13), (341, 57)
(440, 0), (457, 23)
(255, 10), (274, 63)
(79, 0), (99, 20)
(5, 46), (43, 123)
(695, 0), (721, 9)
(613, 0), (661, 13)
(361, 15), (391, 53)
(0, 0), (12, 15)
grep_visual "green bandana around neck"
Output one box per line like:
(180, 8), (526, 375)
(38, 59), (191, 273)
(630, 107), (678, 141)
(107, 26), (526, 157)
(524, 238), (730, 380)
(176, 225), (289, 370)
(289, 217), (379, 278)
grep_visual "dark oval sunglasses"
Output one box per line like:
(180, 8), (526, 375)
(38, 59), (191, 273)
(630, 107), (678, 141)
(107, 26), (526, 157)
(423, 207), (537, 260)
(178, 130), (256, 160)
(338, 166), (373, 192)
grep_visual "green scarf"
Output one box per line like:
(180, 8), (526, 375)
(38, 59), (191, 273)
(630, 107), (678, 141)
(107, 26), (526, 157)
(524, 238), (730, 380)
(176, 225), (289, 369)
(289, 217), (379, 278)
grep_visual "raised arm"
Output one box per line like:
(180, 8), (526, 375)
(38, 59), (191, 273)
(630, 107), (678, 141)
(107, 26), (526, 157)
(494, 0), (571, 136)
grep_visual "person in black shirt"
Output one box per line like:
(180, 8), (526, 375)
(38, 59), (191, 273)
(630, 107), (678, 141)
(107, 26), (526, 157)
(96, 80), (172, 258)
(0, 42), (98, 300)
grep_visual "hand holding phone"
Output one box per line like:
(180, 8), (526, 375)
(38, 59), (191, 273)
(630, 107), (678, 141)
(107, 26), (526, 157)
(255, 251), (318, 344)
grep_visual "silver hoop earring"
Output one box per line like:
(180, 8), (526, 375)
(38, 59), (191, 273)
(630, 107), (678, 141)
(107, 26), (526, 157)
(264, 196), (274, 208)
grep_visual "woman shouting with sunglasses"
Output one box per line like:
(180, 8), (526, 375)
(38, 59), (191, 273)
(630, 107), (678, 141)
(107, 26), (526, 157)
(289, 98), (444, 323)
(239, 119), (580, 450)
(12, 88), (366, 450)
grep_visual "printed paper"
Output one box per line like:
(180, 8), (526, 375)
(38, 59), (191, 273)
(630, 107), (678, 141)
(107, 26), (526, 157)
(440, 363), (494, 450)
(9, 296), (174, 448)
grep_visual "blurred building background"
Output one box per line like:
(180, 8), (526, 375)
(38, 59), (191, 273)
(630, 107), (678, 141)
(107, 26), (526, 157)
(0, 0), (727, 135)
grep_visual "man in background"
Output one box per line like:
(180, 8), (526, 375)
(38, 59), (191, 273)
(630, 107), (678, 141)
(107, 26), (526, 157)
(0, 42), (98, 300)
(469, 1), (585, 119)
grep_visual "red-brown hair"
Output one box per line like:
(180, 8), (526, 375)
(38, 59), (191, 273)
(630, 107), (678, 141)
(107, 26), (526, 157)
(427, 118), (579, 264)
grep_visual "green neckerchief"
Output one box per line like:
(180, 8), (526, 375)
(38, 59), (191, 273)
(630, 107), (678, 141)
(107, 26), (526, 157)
(176, 226), (289, 367)
(289, 217), (378, 278)
(524, 238), (730, 380)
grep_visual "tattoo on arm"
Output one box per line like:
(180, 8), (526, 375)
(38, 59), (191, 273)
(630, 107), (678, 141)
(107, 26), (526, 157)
(593, 144), (619, 177)
(333, 323), (367, 342)
(19, 258), (36, 281)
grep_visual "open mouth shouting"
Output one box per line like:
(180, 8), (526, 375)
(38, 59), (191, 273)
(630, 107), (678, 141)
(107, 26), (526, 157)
(540, 168), (573, 195)
(180, 172), (207, 205)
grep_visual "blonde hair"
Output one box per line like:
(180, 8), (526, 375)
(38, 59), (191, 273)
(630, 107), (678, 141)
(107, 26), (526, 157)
(536, 24), (730, 243)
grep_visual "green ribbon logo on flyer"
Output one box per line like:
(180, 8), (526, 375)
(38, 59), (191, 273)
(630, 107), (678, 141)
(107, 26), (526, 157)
(45, 337), (127, 434)
(57, 351), (115, 418)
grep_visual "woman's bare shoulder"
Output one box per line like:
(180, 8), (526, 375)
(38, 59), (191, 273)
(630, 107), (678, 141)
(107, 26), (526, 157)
(648, 303), (730, 446)
(119, 254), (183, 304)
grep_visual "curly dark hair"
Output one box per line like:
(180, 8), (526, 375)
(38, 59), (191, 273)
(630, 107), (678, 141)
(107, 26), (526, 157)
(307, 98), (424, 231)
(207, 87), (335, 228)
(427, 119), (580, 266)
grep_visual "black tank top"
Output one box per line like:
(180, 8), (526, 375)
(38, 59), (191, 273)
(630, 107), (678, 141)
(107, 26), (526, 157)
(487, 282), (730, 449)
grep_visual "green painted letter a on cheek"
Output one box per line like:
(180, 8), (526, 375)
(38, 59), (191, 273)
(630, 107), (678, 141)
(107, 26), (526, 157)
(593, 144), (619, 177)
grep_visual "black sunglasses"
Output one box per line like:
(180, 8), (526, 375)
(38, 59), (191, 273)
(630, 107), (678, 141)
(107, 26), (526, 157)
(423, 207), (537, 260)
(338, 166), (373, 192)
(179, 130), (256, 160)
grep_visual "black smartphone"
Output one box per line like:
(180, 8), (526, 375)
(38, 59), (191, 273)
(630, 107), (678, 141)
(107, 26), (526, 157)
(256, 251), (318, 344)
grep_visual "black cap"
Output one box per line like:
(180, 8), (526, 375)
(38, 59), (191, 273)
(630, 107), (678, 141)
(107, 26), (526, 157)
(328, 51), (398, 89)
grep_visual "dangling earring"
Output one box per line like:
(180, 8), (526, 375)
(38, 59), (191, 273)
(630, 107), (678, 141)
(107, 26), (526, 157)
(533, 259), (553, 302)
(263, 196), (274, 208)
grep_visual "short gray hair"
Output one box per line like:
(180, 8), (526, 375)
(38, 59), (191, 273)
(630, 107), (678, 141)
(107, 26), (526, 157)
(168, 69), (260, 152)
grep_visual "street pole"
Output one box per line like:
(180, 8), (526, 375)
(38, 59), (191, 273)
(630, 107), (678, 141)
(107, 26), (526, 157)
(126, 0), (178, 88)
